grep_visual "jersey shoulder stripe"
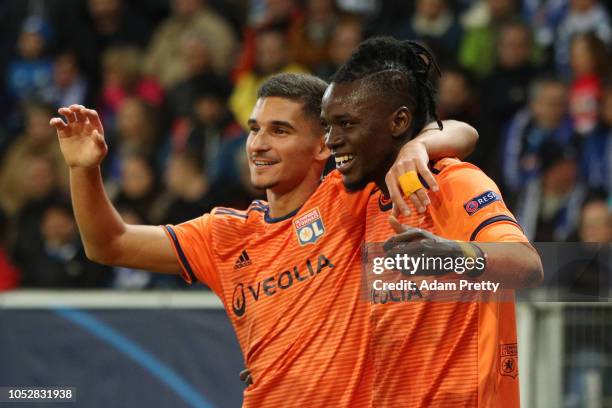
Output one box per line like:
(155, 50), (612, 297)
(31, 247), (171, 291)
(164, 225), (196, 282)
(470, 215), (522, 241)
(213, 207), (249, 219)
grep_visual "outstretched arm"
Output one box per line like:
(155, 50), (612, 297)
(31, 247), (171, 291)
(50, 105), (180, 274)
(386, 120), (479, 216)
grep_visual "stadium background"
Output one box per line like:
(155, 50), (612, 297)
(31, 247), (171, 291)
(0, 0), (610, 407)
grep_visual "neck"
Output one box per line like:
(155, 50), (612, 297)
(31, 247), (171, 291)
(374, 143), (405, 197)
(266, 170), (322, 219)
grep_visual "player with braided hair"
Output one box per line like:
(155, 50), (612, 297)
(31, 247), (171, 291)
(322, 37), (542, 407)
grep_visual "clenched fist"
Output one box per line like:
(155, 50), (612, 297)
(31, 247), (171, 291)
(50, 104), (108, 168)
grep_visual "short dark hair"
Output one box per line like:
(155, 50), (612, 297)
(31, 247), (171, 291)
(528, 74), (566, 101)
(332, 37), (442, 137)
(257, 73), (329, 122)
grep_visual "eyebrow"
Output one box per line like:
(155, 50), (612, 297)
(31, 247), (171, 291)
(270, 120), (296, 131)
(247, 119), (297, 131)
(327, 113), (355, 122)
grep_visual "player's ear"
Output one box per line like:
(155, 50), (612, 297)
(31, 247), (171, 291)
(315, 136), (331, 161)
(390, 106), (412, 139)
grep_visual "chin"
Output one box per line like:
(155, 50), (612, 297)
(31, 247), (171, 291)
(251, 177), (278, 190)
(342, 175), (370, 192)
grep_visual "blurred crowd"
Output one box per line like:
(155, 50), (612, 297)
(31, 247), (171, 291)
(0, 0), (610, 290)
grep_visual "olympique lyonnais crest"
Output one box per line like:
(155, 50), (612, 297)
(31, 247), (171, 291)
(500, 343), (518, 379)
(294, 208), (325, 246)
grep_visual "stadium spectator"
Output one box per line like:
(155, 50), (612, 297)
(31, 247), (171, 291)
(0, 102), (67, 216)
(579, 192), (612, 242)
(555, 0), (611, 76)
(393, 0), (463, 65)
(71, 0), (155, 88)
(165, 30), (220, 120)
(438, 65), (490, 169)
(181, 76), (244, 178)
(579, 82), (612, 193)
(502, 77), (574, 196)
(159, 152), (217, 225)
(568, 32), (608, 135)
(41, 51), (89, 108)
(479, 22), (541, 178)
(112, 154), (161, 224)
(522, 0), (567, 60)
(19, 200), (110, 287)
(230, 28), (308, 129)
(514, 146), (588, 241)
(288, 0), (340, 70)
(8, 155), (64, 283)
(144, 0), (237, 88)
(104, 98), (162, 181)
(6, 16), (54, 104)
(0, 209), (20, 291)
(313, 17), (363, 80)
(437, 66), (480, 132)
(459, 0), (521, 77)
(247, 0), (299, 31)
(554, 192), (610, 301)
(232, 0), (301, 80)
(98, 47), (164, 119)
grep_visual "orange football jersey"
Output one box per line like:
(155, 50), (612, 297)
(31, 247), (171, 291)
(365, 158), (524, 408)
(164, 171), (374, 407)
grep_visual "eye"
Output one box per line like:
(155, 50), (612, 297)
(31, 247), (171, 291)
(273, 127), (288, 135)
(340, 120), (352, 129)
(249, 125), (260, 134)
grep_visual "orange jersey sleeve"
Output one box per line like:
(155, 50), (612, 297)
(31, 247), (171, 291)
(163, 213), (221, 294)
(429, 158), (526, 242)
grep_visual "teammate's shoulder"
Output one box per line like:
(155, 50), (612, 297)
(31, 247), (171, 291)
(321, 169), (343, 185)
(431, 157), (480, 173)
(431, 157), (490, 182)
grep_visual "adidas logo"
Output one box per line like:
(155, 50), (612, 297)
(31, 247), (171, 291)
(234, 250), (252, 269)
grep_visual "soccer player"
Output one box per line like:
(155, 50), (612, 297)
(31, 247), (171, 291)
(50, 74), (477, 407)
(321, 38), (543, 407)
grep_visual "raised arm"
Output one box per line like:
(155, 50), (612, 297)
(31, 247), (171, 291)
(50, 105), (180, 274)
(416, 120), (478, 160)
(386, 120), (479, 216)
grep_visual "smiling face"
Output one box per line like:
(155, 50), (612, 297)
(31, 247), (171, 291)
(246, 97), (328, 194)
(321, 81), (404, 191)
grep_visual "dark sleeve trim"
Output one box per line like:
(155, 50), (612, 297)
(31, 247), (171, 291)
(164, 226), (197, 282)
(470, 215), (522, 241)
(418, 174), (430, 190)
(429, 161), (441, 174)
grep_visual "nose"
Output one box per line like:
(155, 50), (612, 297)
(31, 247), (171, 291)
(324, 126), (343, 151)
(248, 129), (271, 154)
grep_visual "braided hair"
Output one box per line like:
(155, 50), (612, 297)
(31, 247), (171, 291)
(332, 37), (442, 138)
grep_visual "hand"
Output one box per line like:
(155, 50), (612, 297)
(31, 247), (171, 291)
(383, 217), (462, 276)
(385, 139), (439, 218)
(50, 104), (108, 168)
